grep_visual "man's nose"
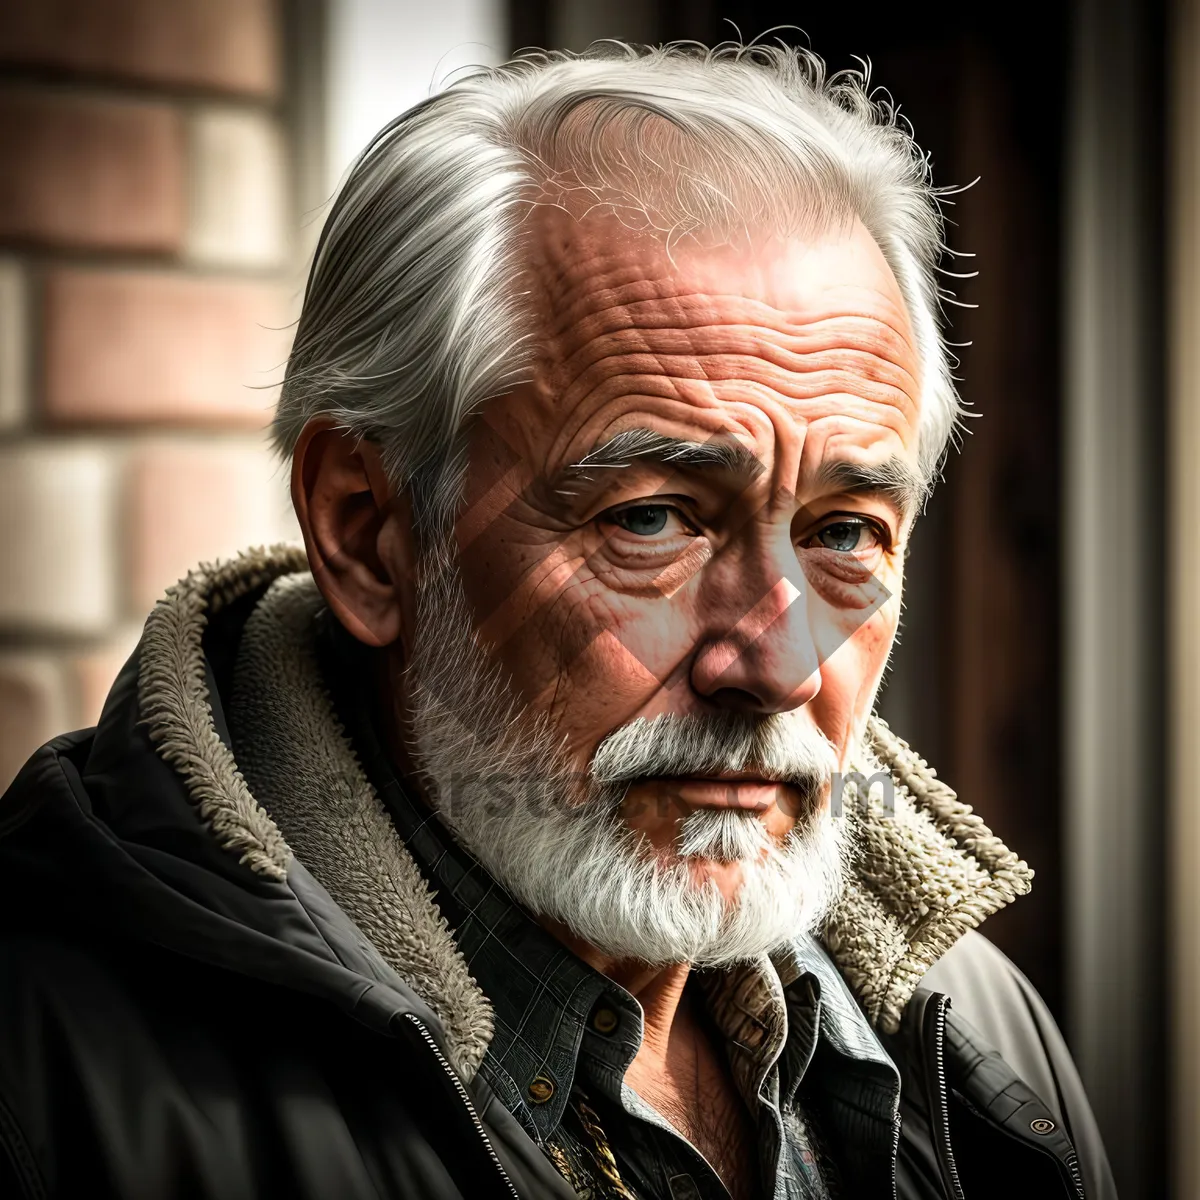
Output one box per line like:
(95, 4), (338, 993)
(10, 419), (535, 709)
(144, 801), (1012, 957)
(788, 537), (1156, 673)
(689, 544), (821, 715)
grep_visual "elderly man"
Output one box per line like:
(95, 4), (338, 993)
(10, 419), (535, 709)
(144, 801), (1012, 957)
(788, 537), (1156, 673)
(0, 42), (1113, 1200)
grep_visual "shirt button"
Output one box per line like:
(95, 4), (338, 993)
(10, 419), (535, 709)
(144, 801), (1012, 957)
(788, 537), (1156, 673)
(1030, 1117), (1056, 1135)
(592, 1006), (619, 1035)
(528, 1075), (556, 1104)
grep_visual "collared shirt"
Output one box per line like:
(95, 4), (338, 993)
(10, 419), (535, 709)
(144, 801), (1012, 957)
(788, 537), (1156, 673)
(321, 621), (901, 1200)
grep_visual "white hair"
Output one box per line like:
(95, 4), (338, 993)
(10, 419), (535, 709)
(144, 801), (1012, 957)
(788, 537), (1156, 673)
(276, 40), (961, 539)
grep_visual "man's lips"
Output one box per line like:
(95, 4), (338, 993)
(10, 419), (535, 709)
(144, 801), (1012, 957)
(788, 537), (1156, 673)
(642, 775), (792, 813)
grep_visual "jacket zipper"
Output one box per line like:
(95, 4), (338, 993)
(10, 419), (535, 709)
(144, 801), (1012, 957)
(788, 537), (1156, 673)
(1062, 1150), (1086, 1199)
(889, 1106), (902, 1200)
(927, 994), (965, 1200)
(402, 1012), (521, 1199)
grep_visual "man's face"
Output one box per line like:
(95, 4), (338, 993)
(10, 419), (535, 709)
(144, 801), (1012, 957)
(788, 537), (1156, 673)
(443, 210), (922, 895)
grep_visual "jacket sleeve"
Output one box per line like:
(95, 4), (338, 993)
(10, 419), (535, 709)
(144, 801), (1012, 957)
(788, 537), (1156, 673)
(921, 930), (1118, 1200)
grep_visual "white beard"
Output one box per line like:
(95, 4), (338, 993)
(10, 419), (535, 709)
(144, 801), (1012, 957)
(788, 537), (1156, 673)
(404, 551), (854, 967)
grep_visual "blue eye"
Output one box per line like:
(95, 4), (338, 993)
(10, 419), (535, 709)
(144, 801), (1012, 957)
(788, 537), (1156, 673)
(612, 505), (670, 536)
(818, 521), (867, 552)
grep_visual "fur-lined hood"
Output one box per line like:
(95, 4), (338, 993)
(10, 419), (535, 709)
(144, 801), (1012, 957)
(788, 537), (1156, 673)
(134, 547), (1032, 1079)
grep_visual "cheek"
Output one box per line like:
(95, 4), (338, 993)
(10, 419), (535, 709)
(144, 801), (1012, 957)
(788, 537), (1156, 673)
(804, 552), (901, 663)
(551, 602), (702, 720)
(460, 519), (701, 735)
(809, 601), (899, 758)
(525, 591), (704, 751)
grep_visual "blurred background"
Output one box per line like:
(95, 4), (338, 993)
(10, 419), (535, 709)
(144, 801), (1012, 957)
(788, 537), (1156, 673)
(0, 0), (1193, 1194)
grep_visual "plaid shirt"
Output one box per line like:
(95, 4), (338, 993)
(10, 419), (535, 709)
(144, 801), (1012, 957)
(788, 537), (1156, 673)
(323, 622), (901, 1200)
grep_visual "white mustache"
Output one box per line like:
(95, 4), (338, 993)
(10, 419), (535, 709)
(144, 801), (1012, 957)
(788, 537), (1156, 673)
(590, 711), (837, 797)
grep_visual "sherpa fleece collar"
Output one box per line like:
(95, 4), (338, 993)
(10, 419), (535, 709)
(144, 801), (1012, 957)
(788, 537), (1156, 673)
(138, 547), (1033, 1076)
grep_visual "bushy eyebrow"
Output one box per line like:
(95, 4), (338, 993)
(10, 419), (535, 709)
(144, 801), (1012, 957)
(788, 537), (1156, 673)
(815, 455), (928, 524)
(550, 426), (926, 525)
(552, 427), (765, 499)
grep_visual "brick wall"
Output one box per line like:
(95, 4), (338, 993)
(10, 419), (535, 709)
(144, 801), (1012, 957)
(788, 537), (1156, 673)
(0, 0), (306, 789)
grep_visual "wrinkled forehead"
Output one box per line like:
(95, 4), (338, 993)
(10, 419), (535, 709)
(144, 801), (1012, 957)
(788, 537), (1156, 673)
(517, 205), (919, 378)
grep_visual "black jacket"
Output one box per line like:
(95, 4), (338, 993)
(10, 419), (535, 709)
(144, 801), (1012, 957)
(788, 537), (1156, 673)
(0, 551), (1116, 1200)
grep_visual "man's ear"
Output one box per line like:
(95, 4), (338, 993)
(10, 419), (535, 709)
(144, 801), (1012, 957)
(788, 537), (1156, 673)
(291, 417), (418, 650)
